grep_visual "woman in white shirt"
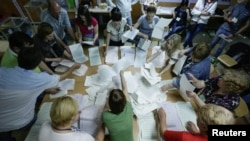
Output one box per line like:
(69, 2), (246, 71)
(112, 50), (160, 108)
(38, 96), (95, 141)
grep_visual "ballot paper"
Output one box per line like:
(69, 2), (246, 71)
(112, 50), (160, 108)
(123, 71), (138, 93)
(54, 65), (68, 73)
(141, 65), (161, 86)
(137, 38), (151, 51)
(105, 46), (119, 64)
(120, 46), (135, 65)
(58, 79), (75, 91)
(134, 47), (147, 68)
(179, 74), (195, 101)
(121, 29), (139, 43)
(159, 101), (197, 132)
(172, 55), (187, 75)
(150, 46), (165, 68)
(88, 47), (102, 66)
(59, 59), (74, 67)
(151, 18), (172, 40)
(69, 43), (89, 63)
(73, 64), (88, 76)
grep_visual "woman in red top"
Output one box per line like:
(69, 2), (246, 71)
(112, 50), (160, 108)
(158, 104), (234, 141)
(74, 6), (99, 46)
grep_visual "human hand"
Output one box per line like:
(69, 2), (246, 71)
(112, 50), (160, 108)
(73, 63), (81, 69)
(186, 121), (199, 134)
(186, 90), (197, 98)
(143, 34), (148, 40)
(188, 73), (203, 88)
(46, 87), (61, 94)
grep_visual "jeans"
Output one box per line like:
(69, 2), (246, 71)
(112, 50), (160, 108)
(210, 27), (230, 58)
(164, 24), (186, 40)
(183, 23), (205, 48)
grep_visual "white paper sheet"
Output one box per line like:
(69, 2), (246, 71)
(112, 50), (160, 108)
(58, 79), (75, 91)
(159, 101), (185, 131)
(85, 86), (101, 100)
(69, 43), (89, 63)
(176, 101), (197, 131)
(59, 59), (74, 67)
(105, 46), (119, 64)
(122, 29), (139, 43)
(137, 38), (151, 51)
(88, 47), (102, 66)
(120, 46), (135, 65)
(54, 65), (68, 73)
(111, 57), (131, 74)
(179, 74), (195, 101)
(123, 71), (138, 93)
(172, 55), (187, 75)
(70, 94), (95, 110)
(151, 46), (165, 68)
(151, 18), (172, 40)
(73, 64), (88, 76)
(134, 48), (147, 68)
(141, 66), (161, 86)
(112, 75), (122, 90)
(138, 112), (158, 141)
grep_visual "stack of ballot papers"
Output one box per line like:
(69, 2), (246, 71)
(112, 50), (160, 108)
(159, 101), (197, 131)
(121, 29), (139, 43)
(141, 63), (161, 85)
(69, 43), (89, 63)
(105, 46), (119, 64)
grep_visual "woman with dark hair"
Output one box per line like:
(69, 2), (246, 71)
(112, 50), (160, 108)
(104, 7), (133, 56)
(33, 22), (72, 70)
(74, 6), (99, 46)
(163, 0), (191, 40)
(95, 72), (134, 141)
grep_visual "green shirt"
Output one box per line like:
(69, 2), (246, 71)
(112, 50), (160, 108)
(0, 48), (41, 72)
(102, 102), (134, 141)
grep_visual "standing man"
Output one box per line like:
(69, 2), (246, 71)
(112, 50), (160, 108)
(41, 0), (76, 51)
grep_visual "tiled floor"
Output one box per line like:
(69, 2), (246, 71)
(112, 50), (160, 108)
(11, 26), (250, 141)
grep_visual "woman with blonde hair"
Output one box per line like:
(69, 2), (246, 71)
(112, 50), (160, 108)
(187, 69), (250, 111)
(146, 33), (184, 75)
(38, 96), (94, 141)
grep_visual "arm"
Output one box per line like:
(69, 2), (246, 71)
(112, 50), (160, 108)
(95, 124), (105, 141)
(186, 91), (206, 108)
(93, 23), (99, 43)
(54, 33), (70, 53)
(67, 26), (76, 42)
(120, 70), (130, 102)
(44, 57), (62, 62)
(140, 4), (145, 15)
(159, 63), (173, 76)
(158, 108), (167, 136)
(146, 50), (162, 63)
(75, 25), (82, 43)
(59, 63), (81, 81)
(38, 61), (54, 74)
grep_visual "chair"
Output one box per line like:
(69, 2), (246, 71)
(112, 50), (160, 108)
(217, 54), (238, 67)
(234, 97), (249, 118)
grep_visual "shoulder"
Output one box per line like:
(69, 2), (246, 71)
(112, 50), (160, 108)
(91, 17), (98, 24)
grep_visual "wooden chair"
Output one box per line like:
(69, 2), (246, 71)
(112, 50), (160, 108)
(217, 54), (237, 67)
(234, 97), (249, 118)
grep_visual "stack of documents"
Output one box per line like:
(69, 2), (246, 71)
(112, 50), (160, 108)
(179, 74), (195, 101)
(151, 18), (172, 40)
(141, 64), (161, 86)
(69, 43), (89, 63)
(121, 29), (139, 43)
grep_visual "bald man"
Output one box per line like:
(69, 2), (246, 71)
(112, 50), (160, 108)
(41, 0), (76, 46)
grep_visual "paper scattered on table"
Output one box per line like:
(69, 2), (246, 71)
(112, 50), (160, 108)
(137, 38), (151, 51)
(58, 79), (75, 91)
(54, 65), (68, 73)
(122, 28), (139, 43)
(112, 57), (130, 74)
(59, 59), (74, 67)
(152, 18), (172, 40)
(69, 43), (89, 63)
(123, 71), (138, 93)
(49, 90), (67, 99)
(172, 55), (187, 75)
(105, 46), (119, 64)
(179, 74), (195, 101)
(73, 64), (88, 76)
(134, 47), (147, 68)
(88, 47), (102, 66)
(141, 65), (161, 86)
(150, 46), (165, 68)
(120, 46), (135, 65)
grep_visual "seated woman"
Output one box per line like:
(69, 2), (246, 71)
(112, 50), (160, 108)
(95, 72), (134, 141)
(163, 0), (191, 40)
(105, 7), (145, 56)
(133, 5), (159, 41)
(146, 34), (184, 75)
(186, 69), (250, 111)
(74, 6), (99, 46)
(33, 22), (72, 71)
(38, 96), (95, 141)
